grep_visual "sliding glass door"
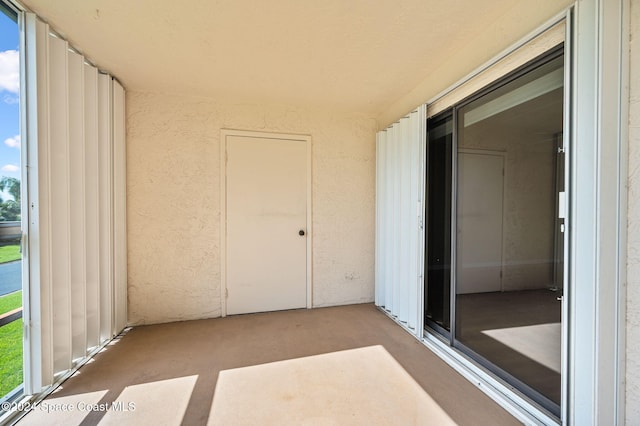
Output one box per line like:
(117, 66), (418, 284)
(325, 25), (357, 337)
(425, 48), (565, 417)
(425, 113), (452, 335)
(0, 2), (23, 405)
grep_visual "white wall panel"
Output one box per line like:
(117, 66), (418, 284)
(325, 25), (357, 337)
(48, 34), (72, 375)
(84, 64), (100, 350)
(68, 50), (87, 361)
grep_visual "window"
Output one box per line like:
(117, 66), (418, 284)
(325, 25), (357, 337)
(0, 0), (23, 406)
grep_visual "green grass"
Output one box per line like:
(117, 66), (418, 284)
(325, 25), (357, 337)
(0, 245), (21, 264)
(0, 290), (22, 316)
(0, 291), (23, 397)
(0, 320), (23, 396)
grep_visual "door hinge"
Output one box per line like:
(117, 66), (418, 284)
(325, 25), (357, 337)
(225, 288), (228, 299)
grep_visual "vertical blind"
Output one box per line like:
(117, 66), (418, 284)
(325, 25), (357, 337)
(375, 104), (426, 336)
(22, 13), (127, 394)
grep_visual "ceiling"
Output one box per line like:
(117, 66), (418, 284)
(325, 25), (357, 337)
(21, 0), (517, 116)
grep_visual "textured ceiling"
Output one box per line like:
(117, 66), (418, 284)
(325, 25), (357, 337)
(21, 0), (516, 115)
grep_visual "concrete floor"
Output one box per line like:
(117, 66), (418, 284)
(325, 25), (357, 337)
(18, 304), (520, 425)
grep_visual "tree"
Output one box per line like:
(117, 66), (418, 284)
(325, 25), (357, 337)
(0, 177), (20, 221)
(0, 177), (20, 203)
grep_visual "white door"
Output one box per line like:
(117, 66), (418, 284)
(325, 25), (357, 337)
(225, 134), (308, 315)
(456, 151), (504, 294)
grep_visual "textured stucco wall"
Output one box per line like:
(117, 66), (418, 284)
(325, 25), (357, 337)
(627, 0), (640, 422)
(126, 93), (377, 325)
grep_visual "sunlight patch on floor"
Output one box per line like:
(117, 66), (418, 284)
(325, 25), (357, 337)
(18, 390), (108, 425)
(18, 375), (198, 425)
(209, 345), (457, 425)
(100, 375), (198, 425)
(482, 323), (561, 373)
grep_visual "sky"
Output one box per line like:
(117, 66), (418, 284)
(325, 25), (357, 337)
(0, 9), (20, 201)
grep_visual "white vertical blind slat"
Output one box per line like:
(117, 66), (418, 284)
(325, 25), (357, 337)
(398, 117), (411, 324)
(379, 128), (387, 310)
(415, 104), (427, 336)
(374, 105), (427, 336)
(67, 50), (87, 361)
(48, 34), (72, 375)
(381, 130), (392, 310)
(30, 16), (53, 390)
(113, 80), (127, 333)
(375, 131), (385, 307)
(383, 123), (395, 314)
(386, 125), (396, 313)
(98, 74), (114, 343)
(84, 64), (100, 350)
(393, 124), (402, 316)
(407, 109), (419, 330)
(24, 14), (127, 393)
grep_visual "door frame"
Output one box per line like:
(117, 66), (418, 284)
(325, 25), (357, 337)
(219, 129), (313, 317)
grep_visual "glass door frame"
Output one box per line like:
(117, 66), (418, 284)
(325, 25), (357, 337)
(0, 0), (28, 410)
(424, 45), (567, 419)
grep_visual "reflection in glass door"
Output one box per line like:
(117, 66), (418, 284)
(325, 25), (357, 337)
(424, 48), (565, 417)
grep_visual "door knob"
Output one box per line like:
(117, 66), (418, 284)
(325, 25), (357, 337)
(299, 230), (305, 236)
